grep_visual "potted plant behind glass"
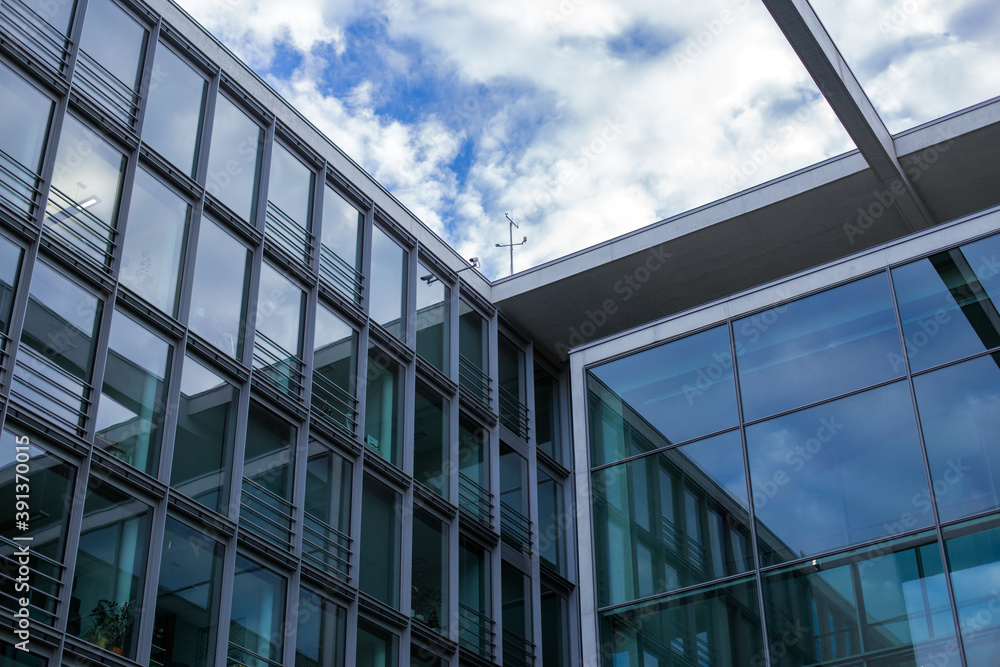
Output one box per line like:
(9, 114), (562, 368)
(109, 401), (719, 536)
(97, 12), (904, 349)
(86, 600), (134, 655)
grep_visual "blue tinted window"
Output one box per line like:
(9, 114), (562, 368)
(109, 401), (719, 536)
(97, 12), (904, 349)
(588, 325), (738, 466)
(735, 273), (903, 422)
(747, 382), (928, 564)
(944, 515), (1000, 665)
(914, 353), (1000, 523)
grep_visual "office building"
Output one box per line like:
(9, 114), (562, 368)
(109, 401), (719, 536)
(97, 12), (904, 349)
(1, 0), (999, 665)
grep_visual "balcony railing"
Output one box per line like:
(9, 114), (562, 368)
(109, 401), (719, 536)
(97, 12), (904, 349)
(459, 354), (490, 405)
(0, 148), (42, 218)
(500, 501), (531, 554)
(459, 473), (492, 528)
(502, 629), (536, 667)
(0, 0), (70, 71)
(458, 602), (495, 661)
(73, 49), (140, 127)
(239, 476), (294, 551)
(498, 385), (529, 439)
(265, 201), (312, 265)
(318, 243), (363, 305)
(10, 344), (91, 438)
(0, 332), (10, 386)
(0, 535), (64, 629)
(252, 330), (304, 400)
(662, 517), (708, 576)
(311, 370), (358, 437)
(45, 184), (116, 269)
(301, 512), (352, 583)
(227, 640), (282, 667)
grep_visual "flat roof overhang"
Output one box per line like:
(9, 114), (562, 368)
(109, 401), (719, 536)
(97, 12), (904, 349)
(493, 98), (1000, 362)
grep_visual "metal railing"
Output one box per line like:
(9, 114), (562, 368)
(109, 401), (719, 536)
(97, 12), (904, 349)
(301, 512), (352, 582)
(73, 49), (140, 126)
(227, 640), (282, 667)
(45, 184), (116, 268)
(459, 354), (490, 405)
(502, 629), (536, 667)
(265, 201), (312, 264)
(252, 330), (304, 400)
(458, 602), (495, 660)
(500, 501), (532, 553)
(0, 148), (42, 218)
(498, 385), (529, 439)
(662, 517), (708, 576)
(459, 473), (493, 528)
(10, 344), (91, 437)
(318, 243), (363, 304)
(238, 476), (294, 551)
(311, 369), (358, 437)
(0, 0), (70, 71)
(0, 535), (64, 629)
(0, 332), (10, 385)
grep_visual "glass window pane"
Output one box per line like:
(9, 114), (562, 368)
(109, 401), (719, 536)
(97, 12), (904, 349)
(170, 355), (238, 515)
(764, 532), (954, 667)
(458, 414), (490, 525)
(500, 444), (530, 552)
(593, 430), (752, 606)
(230, 555), (287, 666)
(600, 578), (763, 667)
(265, 143), (313, 261)
(0, 62), (53, 213)
(152, 517), (224, 667)
(119, 168), (189, 314)
(143, 44), (206, 176)
(893, 242), (1000, 373)
(499, 336), (526, 436)
(72, 480), (152, 658)
(46, 115), (125, 264)
(20, 0), (76, 35)
(320, 186), (363, 302)
(501, 562), (532, 659)
(240, 403), (296, 545)
(295, 589), (346, 667)
(944, 515), (1000, 665)
(364, 346), (403, 467)
(967, 233), (1000, 304)
(360, 475), (400, 609)
(255, 262), (304, 357)
(369, 226), (406, 339)
(914, 353), (1000, 523)
(189, 217), (250, 358)
(416, 264), (448, 373)
(206, 94), (262, 223)
(78, 0), (146, 90)
(303, 441), (352, 580)
(459, 301), (488, 394)
(413, 380), (449, 499)
(534, 365), (561, 463)
(537, 470), (564, 573)
(411, 511), (448, 633)
(312, 304), (357, 433)
(356, 620), (398, 667)
(588, 324), (738, 466)
(747, 382), (929, 565)
(0, 235), (23, 334)
(540, 584), (570, 667)
(735, 273), (903, 422)
(96, 310), (171, 474)
(459, 538), (491, 658)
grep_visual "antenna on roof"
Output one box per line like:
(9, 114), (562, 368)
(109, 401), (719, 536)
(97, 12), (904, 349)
(495, 212), (528, 277)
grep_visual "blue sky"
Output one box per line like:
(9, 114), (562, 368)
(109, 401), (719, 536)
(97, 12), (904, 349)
(178, 0), (1000, 279)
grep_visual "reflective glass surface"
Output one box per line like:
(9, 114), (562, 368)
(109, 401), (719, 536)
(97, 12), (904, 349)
(459, 300), (489, 403)
(72, 480), (152, 658)
(206, 95), (262, 222)
(364, 345), (403, 467)
(320, 185), (363, 302)
(413, 380), (449, 499)
(0, 62), (53, 212)
(763, 532), (954, 667)
(78, 0), (146, 91)
(748, 382), (929, 564)
(0, 235), (22, 334)
(20, 0), (76, 34)
(357, 620), (398, 667)
(96, 310), (171, 474)
(593, 430), (752, 606)
(537, 470), (564, 573)
(312, 304), (357, 432)
(303, 441), (352, 578)
(893, 243), (1000, 373)
(266, 143), (312, 261)
(735, 274), (903, 422)
(255, 262), (303, 357)
(458, 538), (491, 657)
(295, 590), (347, 667)
(540, 584), (570, 667)
(119, 168), (189, 314)
(415, 263), (448, 373)
(967, 233), (1000, 304)
(944, 515), (1000, 665)
(411, 511), (447, 632)
(170, 355), (238, 514)
(369, 226), (406, 339)
(534, 365), (561, 463)
(502, 562), (532, 660)
(46, 115), (124, 263)
(360, 475), (401, 608)
(588, 325), (738, 467)
(459, 413), (488, 488)
(189, 217), (250, 358)
(914, 353), (1000, 523)
(152, 517), (224, 667)
(143, 44), (206, 177)
(229, 555), (286, 666)
(599, 577), (764, 667)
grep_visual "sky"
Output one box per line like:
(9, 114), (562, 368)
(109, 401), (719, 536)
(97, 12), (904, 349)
(174, 0), (1000, 280)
